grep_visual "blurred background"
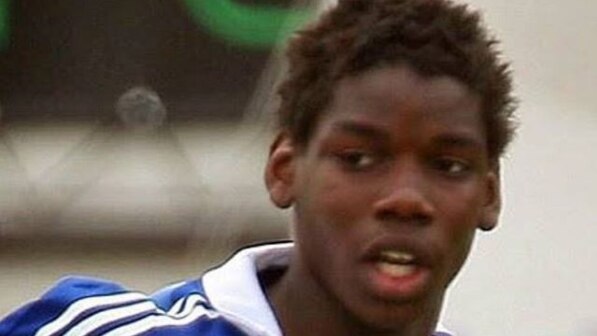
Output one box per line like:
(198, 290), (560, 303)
(0, 0), (595, 335)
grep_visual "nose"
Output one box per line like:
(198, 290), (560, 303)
(373, 161), (435, 225)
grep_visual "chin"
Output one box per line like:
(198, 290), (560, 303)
(348, 295), (441, 334)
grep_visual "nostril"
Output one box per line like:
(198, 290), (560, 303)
(375, 210), (432, 226)
(373, 187), (435, 225)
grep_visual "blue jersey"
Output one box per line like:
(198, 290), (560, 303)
(0, 243), (454, 336)
(0, 276), (250, 336)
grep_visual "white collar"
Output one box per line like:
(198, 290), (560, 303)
(202, 242), (292, 336)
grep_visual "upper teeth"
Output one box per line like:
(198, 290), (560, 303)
(379, 251), (415, 264)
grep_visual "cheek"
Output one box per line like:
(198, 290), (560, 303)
(436, 180), (486, 229)
(300, 168), (376, 226)
(435, 187), (485, 278)
(293, 164), (376, 261)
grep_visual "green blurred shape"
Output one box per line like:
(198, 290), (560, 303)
(0, 0), (9, 50)
(182, 0), (314, 49)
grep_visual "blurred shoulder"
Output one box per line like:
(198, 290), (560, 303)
(0, 276), (249, 336)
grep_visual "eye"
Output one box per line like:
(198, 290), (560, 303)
(335, 150), (379, 171)
(433, 157), (472, 177)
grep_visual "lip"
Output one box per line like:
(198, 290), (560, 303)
(362, 236), (435, 266)
(359, 236), (436, 301)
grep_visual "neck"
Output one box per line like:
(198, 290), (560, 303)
(265, 255), (442, 336)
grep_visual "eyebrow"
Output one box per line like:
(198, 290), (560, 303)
(430, 134), (486, 151)
(330, 120), (485, 150)
(329, 120), (390, 142)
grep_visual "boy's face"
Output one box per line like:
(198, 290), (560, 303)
(267, 65), (500, 330)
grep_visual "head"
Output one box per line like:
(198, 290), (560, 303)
(265, 0), (516, 333)
(277, 0), (515, 161)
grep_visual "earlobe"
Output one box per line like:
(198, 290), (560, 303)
(479, 168), (501, 232)
(264, 132), (296, 209)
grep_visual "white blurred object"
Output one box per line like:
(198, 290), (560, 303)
(116, 87), (167, 132)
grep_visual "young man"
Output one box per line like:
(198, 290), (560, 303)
(0, 0), (515, 335)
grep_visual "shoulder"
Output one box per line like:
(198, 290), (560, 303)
(0, 276), (251, 336)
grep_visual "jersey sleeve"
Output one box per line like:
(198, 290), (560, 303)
(0, 276), (250, 336)
(0, 276), (134, 335)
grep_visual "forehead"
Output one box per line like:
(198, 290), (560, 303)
(314, 65), (485, 143)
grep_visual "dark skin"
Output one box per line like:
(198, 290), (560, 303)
(265, 65), (501, 336)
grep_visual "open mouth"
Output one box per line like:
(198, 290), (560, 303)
(361, 243), (433, 300)
(375, 250), (417, 278)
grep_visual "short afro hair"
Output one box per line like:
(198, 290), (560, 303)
(276, 0), (516, 159)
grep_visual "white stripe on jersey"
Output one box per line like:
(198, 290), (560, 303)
(101, 294), (216, 336)
(63, 301), (158, 336)
(166, 294), (207, 317)
(35, 292), (148, 336)
(167, 295), (186, 315)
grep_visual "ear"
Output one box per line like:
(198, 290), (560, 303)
(264, 132), (297, 209)
(479, 164), (502, 232)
